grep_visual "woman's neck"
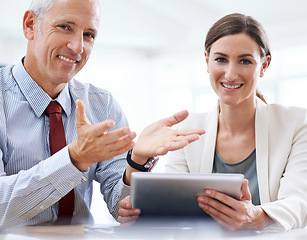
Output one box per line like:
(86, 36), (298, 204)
(218, 98), (256, 135)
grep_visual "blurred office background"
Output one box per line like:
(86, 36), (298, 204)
(1, 0), (307, 224)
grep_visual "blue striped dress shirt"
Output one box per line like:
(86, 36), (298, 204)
(0, 59), (129, 230)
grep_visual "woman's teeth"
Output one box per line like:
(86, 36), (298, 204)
(222, 83), (242, 89)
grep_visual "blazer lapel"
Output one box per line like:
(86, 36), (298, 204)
(198, 98), (271, 204)
(255, 98), (270, 203)
(200, 102), (219, 173)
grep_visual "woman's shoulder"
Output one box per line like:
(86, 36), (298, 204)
(263, 103), (307, 126)
(266, 103), (307, 116)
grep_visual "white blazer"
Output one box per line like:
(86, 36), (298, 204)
(165, 98), (307, 231)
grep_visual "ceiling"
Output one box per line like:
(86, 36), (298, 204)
(1, 0), (307, 58)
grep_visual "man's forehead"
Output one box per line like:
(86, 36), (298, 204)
(48, 0), (100, 18)
(44, 0), (100, 28)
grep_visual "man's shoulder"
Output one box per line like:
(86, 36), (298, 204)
(0, 65), (14, 91)
(68, 78), (127, 125)
(69, 78), (113, 99)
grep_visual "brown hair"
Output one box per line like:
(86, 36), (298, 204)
(205, 13), (271, 103)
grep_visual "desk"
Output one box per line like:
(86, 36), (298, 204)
(1, 223), (306, 240)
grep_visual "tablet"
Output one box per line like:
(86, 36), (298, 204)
(130, 172), (244, 217)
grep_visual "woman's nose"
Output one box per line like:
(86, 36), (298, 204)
(225, 64), (238, 81)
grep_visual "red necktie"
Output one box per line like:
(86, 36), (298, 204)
(45, 101), (75, 224)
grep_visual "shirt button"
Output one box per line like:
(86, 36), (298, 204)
(70, 181), (75, 186)
(81, 176), (87, 182)
(39, 205), (45, 210)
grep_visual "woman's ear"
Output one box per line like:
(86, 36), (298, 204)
(259, 55), (271, 78)
(23, 10), (38, 40)
(204, 51), (209, 73)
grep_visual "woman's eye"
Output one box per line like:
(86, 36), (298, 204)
(215, 57), (227, 63)
(240, 59), (252, 65)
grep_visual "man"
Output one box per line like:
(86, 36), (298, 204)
(0, 0), (205, 230)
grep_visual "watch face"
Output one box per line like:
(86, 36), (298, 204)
(144, 157), (159, 169)
(144, 162), (152, 169)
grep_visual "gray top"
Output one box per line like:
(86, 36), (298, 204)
(212, 149), (260, 205)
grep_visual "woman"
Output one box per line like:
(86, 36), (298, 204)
(118, 13), (307, 232)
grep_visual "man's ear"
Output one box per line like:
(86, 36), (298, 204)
(23, 10), (38, 40)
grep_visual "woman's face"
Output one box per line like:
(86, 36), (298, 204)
(205, 33), (270, 107)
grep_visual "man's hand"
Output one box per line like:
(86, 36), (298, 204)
(118, 196), (141, 226)
(131, 110), (205, 164)
(69, 99), (136, 171)
(124, 110), (205, 184)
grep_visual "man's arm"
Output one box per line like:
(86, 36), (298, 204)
(0, 147), (84, 230)
(0, 98), (135, 229)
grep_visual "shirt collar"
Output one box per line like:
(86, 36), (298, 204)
(12, 58), (72, 118)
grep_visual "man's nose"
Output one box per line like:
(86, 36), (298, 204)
(67, 33), (84, 55)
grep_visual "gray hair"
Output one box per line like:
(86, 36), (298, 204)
(29, 0), (54, 29)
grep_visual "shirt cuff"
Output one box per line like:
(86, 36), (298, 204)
(42, 146), (87, 196)
(121, 171), (131, 197)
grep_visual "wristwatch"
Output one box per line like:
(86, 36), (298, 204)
(126, 149), (159, 172)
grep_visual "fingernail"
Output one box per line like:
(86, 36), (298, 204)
(122, 128), (130, 134)
(198, 196), (204, 201)
(129, 132), (136, 138)
(107, 121), (115, 128)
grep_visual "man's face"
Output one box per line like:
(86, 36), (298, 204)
(24, 0), (100, 97)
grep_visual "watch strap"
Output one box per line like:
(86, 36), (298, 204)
(126, 149), (158, 172)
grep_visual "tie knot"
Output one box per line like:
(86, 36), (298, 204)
(45, 101), (62, 116)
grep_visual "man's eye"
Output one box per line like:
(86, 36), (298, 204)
(84, 33), (95, 40)
(58, 25), (70, 30)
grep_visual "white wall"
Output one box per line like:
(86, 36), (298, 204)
(1, 0), (307, 225)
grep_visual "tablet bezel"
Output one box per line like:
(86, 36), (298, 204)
(130, 172), (244, 217)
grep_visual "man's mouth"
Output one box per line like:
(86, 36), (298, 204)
(58, 55), (78, 63)
(221, 82), (243, 89)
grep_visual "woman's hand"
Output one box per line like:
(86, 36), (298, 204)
(197, 179), (273, 231)
(118, 196), (141, 226)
